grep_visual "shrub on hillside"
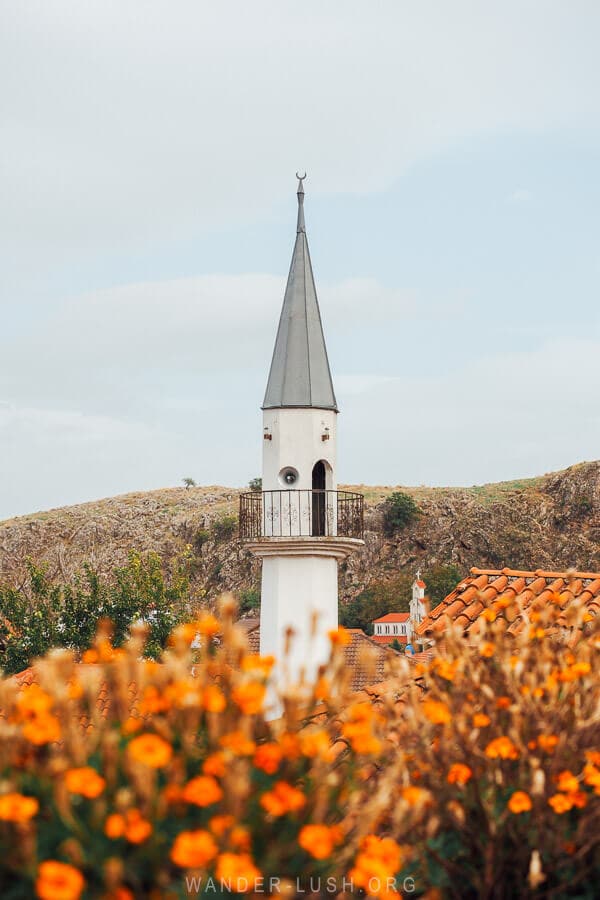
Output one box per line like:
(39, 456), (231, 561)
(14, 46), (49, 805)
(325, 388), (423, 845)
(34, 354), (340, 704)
(382, 491), (419, 535)
(0, 589), (598, 896)
(211, 515), (238, 542)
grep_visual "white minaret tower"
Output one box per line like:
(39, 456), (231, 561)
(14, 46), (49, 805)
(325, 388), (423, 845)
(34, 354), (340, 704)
(241, 175), (364, 690)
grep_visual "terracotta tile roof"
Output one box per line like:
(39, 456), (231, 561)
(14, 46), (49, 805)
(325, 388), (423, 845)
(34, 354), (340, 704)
(372, 612), (410, 623)
(243, 623), (400, 691)
(10, 664), (133, 725)
(417, 566), (600, 639)
(405, 648), (436, 664)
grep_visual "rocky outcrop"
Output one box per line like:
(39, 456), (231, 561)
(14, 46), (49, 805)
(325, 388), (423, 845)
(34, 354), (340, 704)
(1, 463), (598, 601)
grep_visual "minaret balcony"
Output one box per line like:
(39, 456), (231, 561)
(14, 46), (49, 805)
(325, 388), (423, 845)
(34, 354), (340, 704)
(239, 489), (364, 542)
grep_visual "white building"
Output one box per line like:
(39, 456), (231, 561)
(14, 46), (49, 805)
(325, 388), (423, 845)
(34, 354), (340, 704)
(371, 612), (412, 645)
(370, 574), (427, 648)
(241, 176), (364, 693)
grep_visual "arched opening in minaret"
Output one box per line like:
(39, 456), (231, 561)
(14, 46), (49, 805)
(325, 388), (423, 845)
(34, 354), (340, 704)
(312, 460), (327, 536)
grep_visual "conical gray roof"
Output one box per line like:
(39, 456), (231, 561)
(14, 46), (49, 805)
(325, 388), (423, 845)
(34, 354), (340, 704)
(262, 177), (338, 411)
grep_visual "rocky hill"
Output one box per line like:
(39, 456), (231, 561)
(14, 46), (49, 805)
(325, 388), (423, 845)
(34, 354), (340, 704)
(1, 462), (599, 601)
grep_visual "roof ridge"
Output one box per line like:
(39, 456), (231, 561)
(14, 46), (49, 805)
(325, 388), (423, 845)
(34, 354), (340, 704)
(470, 566), (600, 580)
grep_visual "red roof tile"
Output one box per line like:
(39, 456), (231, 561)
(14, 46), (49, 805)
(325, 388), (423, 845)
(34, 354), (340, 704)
(418, 567), (600, 639)
(372, 612), (410, 623)
(244, 622), (400, 691)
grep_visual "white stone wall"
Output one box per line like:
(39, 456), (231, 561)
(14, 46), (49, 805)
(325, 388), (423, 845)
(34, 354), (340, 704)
(262, 407), (337, 492)
(260, 552), (338, 689)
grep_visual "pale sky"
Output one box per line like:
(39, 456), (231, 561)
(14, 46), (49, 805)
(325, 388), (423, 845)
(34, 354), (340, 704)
(1, 1), (599, 519)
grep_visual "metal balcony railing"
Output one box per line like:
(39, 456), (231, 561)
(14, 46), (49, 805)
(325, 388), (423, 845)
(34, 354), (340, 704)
(239, 489), (364, 541)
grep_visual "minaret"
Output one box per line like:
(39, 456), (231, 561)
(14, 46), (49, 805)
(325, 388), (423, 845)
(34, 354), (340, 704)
(240, 175), (364, 691)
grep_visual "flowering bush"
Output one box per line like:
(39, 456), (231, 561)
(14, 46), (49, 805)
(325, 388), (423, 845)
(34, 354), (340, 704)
(0, 589), (598, 898)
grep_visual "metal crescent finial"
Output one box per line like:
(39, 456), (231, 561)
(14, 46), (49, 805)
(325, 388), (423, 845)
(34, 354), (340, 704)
(296, 171), (307, 181)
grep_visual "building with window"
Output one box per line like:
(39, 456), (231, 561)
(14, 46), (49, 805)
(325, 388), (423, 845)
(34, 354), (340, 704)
(371, 612), (412, 646)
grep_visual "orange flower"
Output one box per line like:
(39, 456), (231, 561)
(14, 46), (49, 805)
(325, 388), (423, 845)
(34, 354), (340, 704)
(163, 783), (183, 804)
(203, 752), (227, 777)
(65, 767), (106, 799)
(18, 684), (53, 716)
(328, 627), (350, 647)
(253, 743), (283, 775)
(299, 824), (343, 860)
(431, 658), (459, 681)
(82, 648), (99, 664)
(232, 682), (266, 715)
(300, 730), (332, 760)
(215, 853), (261, 893)
(230, 825), (251, 851)
(128, 733), (173, 768)
(240, 654), (275, 676)
(123, 809), (152, 844)
(209, 814), (235, 837)
(401, 786), (429, 807)
(220, 731), (256, 756)
(279, 732), (301, 760)
(197, 613), (220, 637)
(484, 736), (519, 760)
(585, 750), (600, 766)
(260, 781), (305, 817)
(447, 763), (472, 787)
(182, 775), (223, 808)
(140, 686), (170, 715)
(104, 889), (133, 900)
(583, 763), (600, 791)
(556, 771), (579, 794)
(537, 734), (559, 754)
(423, 700), (451, 725)
(35, 861), (85, 900)
(495, 696), (511, 710)
(169, 623), (198, 646)
(350, 835), (403, 897)
(473, 713), (490, 728)
(0, 792), (39, 822)
(548, 793), (573, 814)
(314, 676), (330, 700)
(105, 813), (125, 839)
(203, 684), (226, 713)
(479, 642), (495, 658)
(508, 791), (532, 814)
(569, 791), (588, 809)
(23, 715), (61, 745)
(171, 829), (218, 868)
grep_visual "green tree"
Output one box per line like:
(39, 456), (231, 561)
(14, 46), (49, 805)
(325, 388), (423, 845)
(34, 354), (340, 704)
(210, 515), (238, 542)
(182, 477), (196, 489)
(382, 491), (419, 535)
(340, 574), (412, 633)
(248, 477), (262, 492)
(422, 564), (463, 607)
(0, 552), (194, 675)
